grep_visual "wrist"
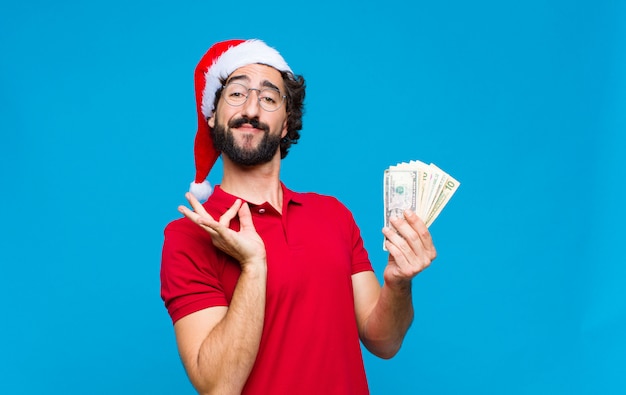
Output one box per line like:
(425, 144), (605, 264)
(241, 258), (267, 276)
(383, 277), (412, 295)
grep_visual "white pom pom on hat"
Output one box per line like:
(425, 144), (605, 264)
(190, 39), (293, 201)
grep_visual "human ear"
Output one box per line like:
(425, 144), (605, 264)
(281, 118), (288, 138)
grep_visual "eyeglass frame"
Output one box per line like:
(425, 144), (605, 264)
(220, 81), (287, 112)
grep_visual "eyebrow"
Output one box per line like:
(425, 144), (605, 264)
(227, 74), (282, 91)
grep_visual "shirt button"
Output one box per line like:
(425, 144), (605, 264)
(258, 208), (266, 214)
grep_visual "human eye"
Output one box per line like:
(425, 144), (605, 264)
(260, 95), (277, 105)
(260, 89), (280, 104)
(226, 83), (248, 99)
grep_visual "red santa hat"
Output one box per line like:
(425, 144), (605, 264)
(190, 39), (293, 201)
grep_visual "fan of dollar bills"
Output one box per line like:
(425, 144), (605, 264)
(384, 160), (460, 235)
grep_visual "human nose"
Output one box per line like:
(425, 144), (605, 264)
(240, 88), (261, 118)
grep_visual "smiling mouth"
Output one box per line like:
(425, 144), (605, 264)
(237, 124), (261, 131)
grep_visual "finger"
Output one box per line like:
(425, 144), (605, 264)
(382, 225), (403, 246)
(185, 192), (210, 217)
(178, 204), (201, 223)
(182, 192), (214, 223)
(180, 193), (219, 232)
(389, 214), (422, 254)
(403, 210), (432, 243)
(402, 210), (437, 260)
(237, 202), (257, 231)
(218, 199), (244, 227)
(383, 237), (401, 260)
(383, 225), (431, 279)
(382, 225), (414, 267)
(391, 211), (428, 250)
(385, 215), (434, 268)
(178, 205), (219, 236)
(383, 228), (404, 257)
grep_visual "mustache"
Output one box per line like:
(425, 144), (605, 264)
(228, 117), (269, 132)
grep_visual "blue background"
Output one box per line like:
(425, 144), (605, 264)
(1, 0), (625, 394)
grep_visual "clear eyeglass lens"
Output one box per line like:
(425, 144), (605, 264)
(223, 82), (283, 111)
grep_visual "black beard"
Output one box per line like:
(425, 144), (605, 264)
(210, 116), (282, 166)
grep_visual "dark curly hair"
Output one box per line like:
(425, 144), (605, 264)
(212, 69), (306, 159)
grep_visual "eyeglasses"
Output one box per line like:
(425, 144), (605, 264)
(221, 82), (286, 112)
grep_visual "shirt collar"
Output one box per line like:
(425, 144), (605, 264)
(207, 182), (303, 212)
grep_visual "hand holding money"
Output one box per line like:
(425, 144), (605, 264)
(384, 160), (460, 238)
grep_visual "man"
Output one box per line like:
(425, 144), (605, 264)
(160, 39), (437, 395)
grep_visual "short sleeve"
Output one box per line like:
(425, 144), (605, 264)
(160, 220), (229, 324)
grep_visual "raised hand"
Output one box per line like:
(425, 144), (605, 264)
(382, 209), (437, 287)
(178, 193), (266, 268)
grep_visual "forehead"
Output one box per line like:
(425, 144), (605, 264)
(226, 63), (285, 90)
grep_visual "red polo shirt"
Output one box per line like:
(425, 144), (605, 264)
(161, 184), (373, 394)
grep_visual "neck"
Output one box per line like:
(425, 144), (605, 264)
(220, 155), (283, 211)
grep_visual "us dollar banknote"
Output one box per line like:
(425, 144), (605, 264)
(383, 161), (460, 250)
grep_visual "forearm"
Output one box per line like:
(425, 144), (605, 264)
(361, 280), (414, 359)
(360, 208), (435, 358)
(189, 263), (267, 394)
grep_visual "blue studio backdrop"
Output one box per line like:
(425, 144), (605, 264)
(1, 1), (625, 394)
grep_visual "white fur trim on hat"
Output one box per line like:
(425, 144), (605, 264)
(201, 39), (292, 119)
